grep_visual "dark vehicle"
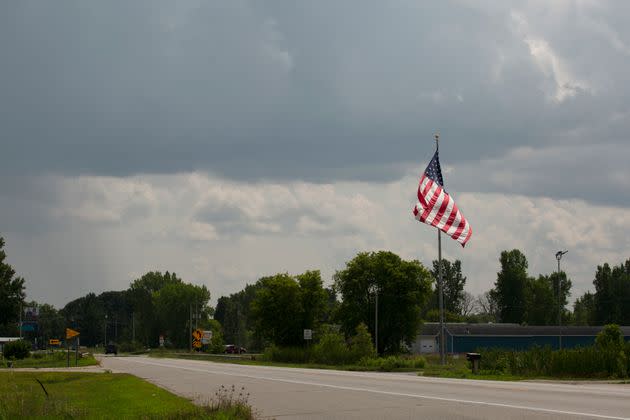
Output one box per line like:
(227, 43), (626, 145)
(105, 344), (118, 355)
(224, 344), (246, 354)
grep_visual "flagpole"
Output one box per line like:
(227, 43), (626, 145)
(435, 134), (446, 365)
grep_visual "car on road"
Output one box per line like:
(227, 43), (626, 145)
(105, 344), (118, 355)
(224, 344), (246, 354)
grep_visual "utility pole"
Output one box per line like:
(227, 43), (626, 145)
(189, 303), (192, 352)
(19, 303), (22, 339)
(132, 312), (135, 343)
(555, 250), (568, 350)
(375, 289), (378, 355)
(104, 314), (108, 346)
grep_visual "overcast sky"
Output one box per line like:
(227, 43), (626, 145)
(1, 1), (629, 309)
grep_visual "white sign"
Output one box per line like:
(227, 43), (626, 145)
(201, 330), (213, 345)
(303, 329), (312, 340)
(159, 335), (165, 347)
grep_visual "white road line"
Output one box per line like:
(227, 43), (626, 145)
(121, 358), (630, 420)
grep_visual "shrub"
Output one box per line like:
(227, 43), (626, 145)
(596, 324), (625, 351)
(262, 345), (311, 363)
(3, 340), (31, 360)
(349, 323), (375, 361)
(311, 331), (351, 365)
(358, 355), (426, 371)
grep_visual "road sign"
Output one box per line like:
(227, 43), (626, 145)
(49, 339), (61, 346)
(304, 329), (312, 340)
(192, 329), (202, 340)
(159, 335), (165, 347)
(66, 328), (80, 339)
(201, 330), (213, 345)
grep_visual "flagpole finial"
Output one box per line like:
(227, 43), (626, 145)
(434, 133), (439, 151)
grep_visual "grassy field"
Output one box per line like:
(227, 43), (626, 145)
(0, 371), (256, 419)
(0, 351), (99, 368)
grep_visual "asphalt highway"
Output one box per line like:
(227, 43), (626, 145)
(100, 356), (630, 419)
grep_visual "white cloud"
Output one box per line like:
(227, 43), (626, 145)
(4, 171), (628, 309)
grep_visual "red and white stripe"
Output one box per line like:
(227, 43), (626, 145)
(413, 174), (472, 247)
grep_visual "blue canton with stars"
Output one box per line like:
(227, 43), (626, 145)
(425, 151), (445, 188)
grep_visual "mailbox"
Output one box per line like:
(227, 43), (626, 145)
(466, 352), (481, 374)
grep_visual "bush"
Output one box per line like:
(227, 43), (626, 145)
(350, 323), (375, 361)
(3, 340), (31, 360)
(358, 355), (426, 371)
(596, 324), (625, 351)
(311, 331), (352, 365)
(262, 345), (311, 363)
(476, 345), (629, 378)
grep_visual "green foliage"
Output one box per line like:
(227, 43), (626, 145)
(358, 355), (426, 371)
(2, 339), (30, 360)
(350, 323), (375, 361)
(491, 250), (573, 325)
(311, 330), (351, 365)
(251, 271), (327, 348)
(477, 345), (630, 378)
(424, 309), (464, 322)
(491, 249), (529, 323)
(334, 251), (432, 354)
(261, 345), (312, 364)
(593, 260), (630, 325)
(0, 236), (26, 336)
(0, 372), (256, 419)
(572, 292), (595, 325)
(430, 259), (466, 315)
(595, 324), (625, 351)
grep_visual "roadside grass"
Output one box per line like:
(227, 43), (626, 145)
(0, 351), (98, 368)
(420, 356), (527, 381)
(148, 351), (425, 372)
(0, 371), (256, 419)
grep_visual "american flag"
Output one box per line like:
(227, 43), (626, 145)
(413, 150), (472, 247)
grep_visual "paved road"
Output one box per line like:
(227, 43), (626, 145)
(100, 356), (630, 419)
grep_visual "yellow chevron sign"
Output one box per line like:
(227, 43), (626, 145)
(66, 328), (80, 339)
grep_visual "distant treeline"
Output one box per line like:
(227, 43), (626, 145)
(1, 234), (629, 353)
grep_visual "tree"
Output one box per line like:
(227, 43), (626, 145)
(127, 271), (183, 346)
(296, 270), (328, 332)
(523, 275), (554, 325)
(153, 281), (211, 348)
(459, 291), (477, 317)
(37, 303), (65, 344)
(593, 260), (630, 325)
(430, 259), (466, 315)
(333, 251), (433, 354)
(61, 293), (106, 346)
(491, 249), (530, 323)
(250, 273), (305, 347)
(573, 292), (595, 326)
(475, 291), (499, 322)
(0, 236), (26, 335)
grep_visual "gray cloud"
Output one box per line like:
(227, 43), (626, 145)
(2, 1), (629, 204)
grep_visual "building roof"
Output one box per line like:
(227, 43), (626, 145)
(419, 323), (630, 337)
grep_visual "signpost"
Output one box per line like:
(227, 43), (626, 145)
(49, 339), (61, 346)
(159, 335), (165, 347)
(66, 328), (80, 367)
(304, 329), (312, 340)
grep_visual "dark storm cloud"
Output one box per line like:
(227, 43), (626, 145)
(1, 1), (629, 202)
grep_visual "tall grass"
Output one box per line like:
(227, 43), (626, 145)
(478, 345), (630, 378)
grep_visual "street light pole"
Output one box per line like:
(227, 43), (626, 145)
(555, 250), (568, 350)
(104, 314), (108, 347)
